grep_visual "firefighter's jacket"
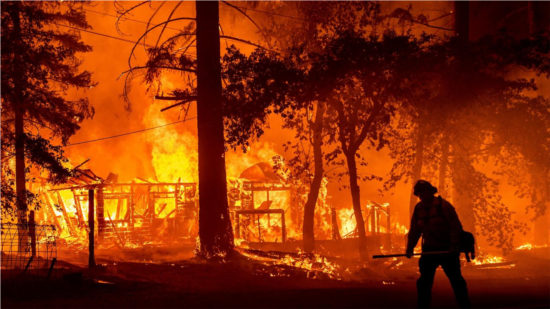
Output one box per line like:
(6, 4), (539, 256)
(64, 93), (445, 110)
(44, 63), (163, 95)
(406, 197), (463, 253)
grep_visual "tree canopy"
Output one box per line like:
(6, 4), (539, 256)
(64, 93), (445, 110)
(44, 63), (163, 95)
(1, 1), (95, 218)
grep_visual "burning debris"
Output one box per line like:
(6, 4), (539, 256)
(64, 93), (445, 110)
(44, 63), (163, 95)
(515, 243), (549, 251)
(23, 157), (410, 259)
(470, 253), (516, 269)
(39, 177), (198, 249)
(1, 1), (549, 308)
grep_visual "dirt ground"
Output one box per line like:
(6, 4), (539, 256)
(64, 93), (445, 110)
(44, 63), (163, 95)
(2, 246), (549, 308)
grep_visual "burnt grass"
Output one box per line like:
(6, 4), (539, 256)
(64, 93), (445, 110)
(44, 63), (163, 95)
(2, 247), (549, 308)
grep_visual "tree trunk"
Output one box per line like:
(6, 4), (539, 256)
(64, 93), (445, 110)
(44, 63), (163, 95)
(15, 106), (26, 219)
(409, 127), (426, 218)
(527, 0), (543, 36)
(451, 145), (476, 234)
(527, 0), (550, 246)
(303, 102), (325, 253)
(346, 151), (369, 260)
(438, 136), (449, 197)
(453, 1), (470, 44)
(10, 3), (29, 250)
(15, 96), (28, 249)
(195, 1), (234, 256)
(451, 1), (476, 235)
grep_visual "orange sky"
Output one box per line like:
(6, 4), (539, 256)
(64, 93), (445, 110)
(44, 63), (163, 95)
(61, 1), (544, 248)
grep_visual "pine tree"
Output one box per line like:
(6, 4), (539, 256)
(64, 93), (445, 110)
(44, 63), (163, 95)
(1, 1), (95, 225)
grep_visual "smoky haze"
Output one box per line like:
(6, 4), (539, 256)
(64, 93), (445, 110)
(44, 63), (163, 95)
(61, 1), (548, 250)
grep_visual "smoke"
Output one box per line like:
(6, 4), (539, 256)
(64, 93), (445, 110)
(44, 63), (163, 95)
(59, 1), (547, 250)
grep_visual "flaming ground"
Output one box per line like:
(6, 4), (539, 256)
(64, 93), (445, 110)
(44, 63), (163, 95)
(3, 246), (550, 308)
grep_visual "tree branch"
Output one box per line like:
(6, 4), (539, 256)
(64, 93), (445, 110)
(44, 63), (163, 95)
(220, 35), (275, 52)
(221, 1), (272, 49)
(155, 1), (182, 48)
(352, 99), (385, 153)
(128, 17), (196, 70)
(118, 65), (196, 81)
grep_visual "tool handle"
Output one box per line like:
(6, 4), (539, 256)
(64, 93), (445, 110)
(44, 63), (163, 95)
(372, 251), (450, 259)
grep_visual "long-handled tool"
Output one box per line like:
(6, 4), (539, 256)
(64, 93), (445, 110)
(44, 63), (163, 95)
(373, 251), (450, 259)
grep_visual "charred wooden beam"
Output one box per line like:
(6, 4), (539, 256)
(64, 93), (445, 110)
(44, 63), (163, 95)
(71, 188), (85, 227)
(129, 181), (135, 229)
(116, 196), (123, 221)
(48, 182), (196, 192)
(155, 95), (197, 101)
(331, 207), (341, 241)
(103, 193), (132, 199)
(56, 192), (75, 234)
(236, 209), (285, 243)
(42, 193), (61, 232)
(106, 209), (125, 248)
(105, 172), (119, 184)
(147, 184), (154, 229)
(97, 187), (105, 241)
(73, 158), (90, 170)
(88, 189), (96, 268)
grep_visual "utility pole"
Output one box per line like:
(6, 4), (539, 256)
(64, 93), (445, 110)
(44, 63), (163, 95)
(195, 1), (234, 256)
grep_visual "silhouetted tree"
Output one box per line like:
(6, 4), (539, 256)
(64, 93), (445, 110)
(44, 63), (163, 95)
(308, 31), (433, 259)
(117, 1), (275, 257)
(194, 1), (235, 256)
(1, 1), (95, 230)
(385, 30), (550, 253)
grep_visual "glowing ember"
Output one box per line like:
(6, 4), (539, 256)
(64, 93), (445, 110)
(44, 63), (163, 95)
(273, 253), (350, 280)
(515, 243), (548, 250)
(238, 248), (351, 280)
(471, 253), (515, 269)
(472, 254), (506, 265)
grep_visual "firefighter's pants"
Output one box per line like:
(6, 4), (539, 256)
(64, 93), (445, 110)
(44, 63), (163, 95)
(417, 253), (471, 308)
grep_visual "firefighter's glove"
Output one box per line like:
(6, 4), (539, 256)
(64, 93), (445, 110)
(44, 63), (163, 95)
(449, 245), (461, 256)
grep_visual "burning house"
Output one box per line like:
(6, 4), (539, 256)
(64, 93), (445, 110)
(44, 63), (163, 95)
(20, 159), (405, 257)
(28, 166), (198, 249)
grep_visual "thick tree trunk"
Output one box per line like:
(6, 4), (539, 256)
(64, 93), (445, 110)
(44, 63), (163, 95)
(15, 99), (28, 248)
(303, 102), (325, 253)
(453, 1), (470, 44)
(10, 3), (29, 250)
(527, 0), (543, 36)
(527, 0), (550, 246)
(346, 152), (369, 260)
(15, 107), (26, 218)
(195, 1), (234, 256)
(409, 127), (426, 218)
(451, 1), (476, 234)
(438, 136), (449, 197)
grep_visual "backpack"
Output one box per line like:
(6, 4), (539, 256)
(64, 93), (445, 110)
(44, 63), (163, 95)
(436, 196), (476, 262)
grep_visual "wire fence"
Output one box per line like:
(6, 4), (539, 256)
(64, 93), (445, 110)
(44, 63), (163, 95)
(1, 222), (57, 280)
